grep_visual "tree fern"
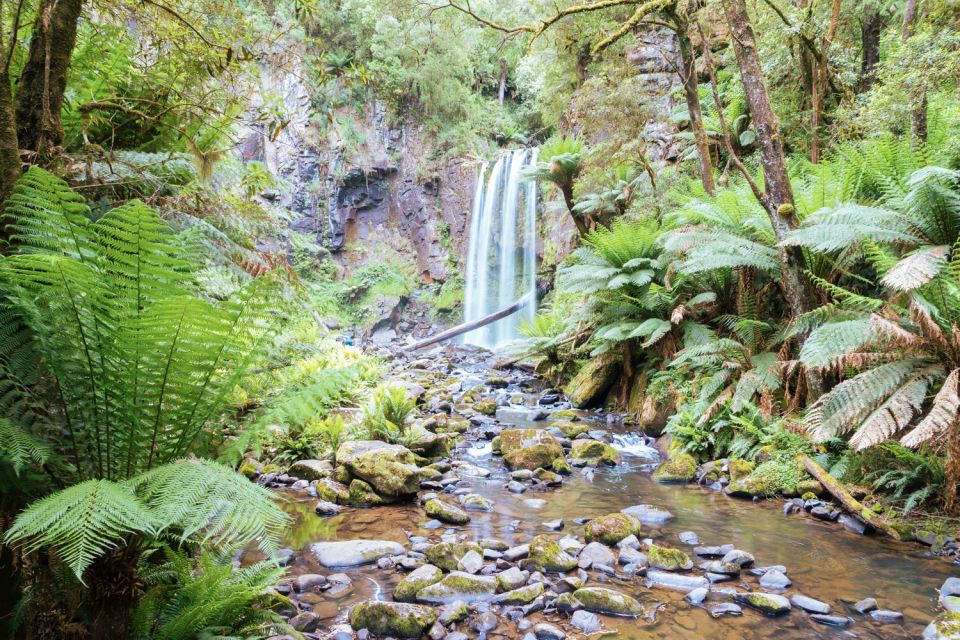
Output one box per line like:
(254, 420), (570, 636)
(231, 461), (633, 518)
(0, 418), (52, 475)
(2, 480), (157, 580)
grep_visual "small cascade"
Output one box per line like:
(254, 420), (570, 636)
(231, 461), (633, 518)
(463, 148), (539, 349)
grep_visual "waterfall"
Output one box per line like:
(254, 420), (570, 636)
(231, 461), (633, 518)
(463, 148), (539, 349)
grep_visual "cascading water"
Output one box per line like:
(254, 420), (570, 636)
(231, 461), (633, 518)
(463, 148), (539, 349)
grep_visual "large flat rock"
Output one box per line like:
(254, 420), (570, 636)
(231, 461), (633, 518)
(311, 539), (404, 568)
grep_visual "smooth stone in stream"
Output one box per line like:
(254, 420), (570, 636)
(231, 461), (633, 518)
(645, 570), (709, 592)
(542, 518), (564, 531)
(790, 594), (831, 614)
(507, 481), (527, 494)
(438, 600), (469, 625)
(459, 493), (493, 511)
(870, 609), (904, 623)
(694, 544), (735, 558)
(710, 603), (743, 617)
(853, 597), (878, 613)
(394, 564), (443, 602)
(621, 504), (675, 524)
(578, 541), (616, 568)
(315, 500), (342, 515)
(811, 614), (852, 627)
(416, 571), (497, 604)
(618, 546), (647, 567)
(570, 587), (644, 616)
(721, 549), (755, 567)
(838, 514), (868, 535)
(533, 623), (566, 640)
(678, 531), (699, 544)
(701, 560), (740, 575)
(294, 574), (328, 592)
(734, 592), (792, 616)
(748, 565), (787, 576)
(571, 610), (602, 633)
(685, 587), (709, 605)
(457, 550), (484, 574)
(496, 566), (528, 591)
(504, 544), (529, 561)
(424, 498), (470, 525)
(759, 570), (792, 590)
(311, 540), (404, 568)
(491, 582), (545, 605)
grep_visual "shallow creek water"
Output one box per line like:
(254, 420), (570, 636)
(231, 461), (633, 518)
(267, 360), (957, 639)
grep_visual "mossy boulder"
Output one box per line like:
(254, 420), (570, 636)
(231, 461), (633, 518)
(259, 463), (280, 476)
(425, 542), (483, 572)
(419, 467), (443, 481)
(528, 535), (578, 572)
(406, 429), (448, 458)
(416, 571), (497, 604)
(533, 468), (562, 485)
(473, 398), (498, 416)
(734, 592), (792, 616)
(315, 478), (350, 504)
(425, 498), (470, 525)
(552, 456), (573, 474)
(794, 479), (825, 497)
(925, 611), (960, 639)
(571, 587), (644, 617)
(549, 409), (579, 420)
(486, 376), (509, 388)
(566, 352), (621, 408)
(652, 452), (697, 483)
(336, 440), (420, 499)
(288, 459), (333, 481)
(728, 459), (755, 482)
(584, 513), (643, 546)
(349, 601), (437, 638)
(349, 479), (386, 506)
(499, 429), (564, 470)
(238, 458), (259, 479)
(570, 439), (620, 466)
(394, 564), (443, 602)
(492, 582), (544, 605)
(727, 458), (805, 498)
(553, 421), (591, 438)
(648, 544), (693, 571)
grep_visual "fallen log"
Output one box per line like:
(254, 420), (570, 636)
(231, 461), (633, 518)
(801, 455), (902, 540)
(410, 292), (535, 351)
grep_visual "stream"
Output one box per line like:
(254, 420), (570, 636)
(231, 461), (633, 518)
(262, 345), (957, 639)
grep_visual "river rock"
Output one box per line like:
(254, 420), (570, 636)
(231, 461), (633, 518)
(289, 459), (333, 480)
(652, 452), (697, 482)
(579, 541), (616, 569)
(316, 478), (351, 504)
(498, 429), (564, 470)
(721, 549), (755, 568)
(870, 609), (904, 623)
(349, 601), (437, 638)
(395, 564), (443, 602)
(496, 567), (529, 591)
(645, 570), (710, 592)
(438, 600), (469, 625)
(570, 587), (644, 616)
(459, 493), (493, 511)
(416, 571), (497, 604)
(425, 498), (470, 525)
(348, 479), (385, 506)
(570, 439), (620, 466)
(584, 513), (643, 545)
(295, 573), (328, 592)
(853, 597), (878, 613)
(311, 540), (404, 568)
(425, 542), (482, 571)
(571, 610), (603, 633)
(528, 535), (578, 572)
(811, 614), (851, 627)
(701, 560), (740, 575)
(710, 603), (743, 617)
(533, 623), (567, 640)
(492, 582), (545, 605)
(336, 440), (421, 498)
(648, 543), (693, 571)
(924, 611), (960, 639)
(457, 550), (484, 574)
(759, 570), (792, 590)
(685, 587), (709, 604)
(734, 592), (792, 616)
(315, 500), (342, 516)
(504, 544), (530, 561)
(621, 504), (675, 524)
(790, 594), (831, 614)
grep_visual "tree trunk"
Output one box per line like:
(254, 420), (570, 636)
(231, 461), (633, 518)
(670, 15), (714, 195)
(810, 0), (842, 164)
(0, 69), (21, 203)
(721, 0), (823, 397)
(859, 6), (884, 92)
(801, 456), (903, 539)
(901, 0), (926, 145)
(561, 183), (589, 236)
(946, 419), (960, 515)
(15, 0), (84, 163)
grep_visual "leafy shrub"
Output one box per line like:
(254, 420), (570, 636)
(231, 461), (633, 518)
(362, 384), (416, 442)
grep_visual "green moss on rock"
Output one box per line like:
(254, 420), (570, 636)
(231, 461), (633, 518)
(553, 421), (591, 438)
(552, 456), (572, 474)
(652, 453), (697, 483)
(394, 564), (443, 602)
(728, 459), (755, 481)
(566, 352), (621, 408)
(572, 587), (644, 616)
(425, 542), (482, 572)
(584, 513), (643, 546)
(473, 398), (498, 415)
(424, 498), (470, 525)
(570, 439), (620, 466)
(348, 479), (385, 506)
(315, 478), (350, 504)
(498, 429), (564, 471)
(727, 458), (805, 498)
(647, 543), (693, 571)
(528, 535), (578, 572)
(349, 601), (437, 638)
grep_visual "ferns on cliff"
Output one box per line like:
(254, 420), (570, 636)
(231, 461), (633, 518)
(0, 168), (288, 580)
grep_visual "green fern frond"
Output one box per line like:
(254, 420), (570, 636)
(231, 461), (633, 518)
(0, 419), (51, 475)
(129, 459), (289, 555)
(3, 479), (157, 580)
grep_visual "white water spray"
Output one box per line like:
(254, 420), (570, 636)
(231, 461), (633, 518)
(463, 149), (539, 349)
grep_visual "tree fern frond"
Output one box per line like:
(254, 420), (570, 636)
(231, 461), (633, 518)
(783, 203), (923, 252)
(848, 375), (929, 450)
(3, 480), (156, 580)
(901, 368), (960, 447)
(0, 419), (51, 475)
(129, 459), (289, 555)
(881, 245), (950, 292)
(799, 317), (874, 368)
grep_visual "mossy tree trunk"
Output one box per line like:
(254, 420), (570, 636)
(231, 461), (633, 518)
(0, 69), (20, 204)
(15, 0), (84, 164)
(721, 0), (823, 399)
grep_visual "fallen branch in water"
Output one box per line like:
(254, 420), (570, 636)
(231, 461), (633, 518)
(801, 455), (902, 540)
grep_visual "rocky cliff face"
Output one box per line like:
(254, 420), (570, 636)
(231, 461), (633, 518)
(236, 55), (474, 285)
